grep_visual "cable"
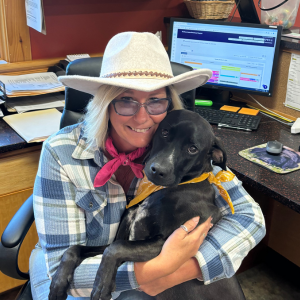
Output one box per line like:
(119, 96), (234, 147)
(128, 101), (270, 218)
(259, 111), (294, 126)
(246, 104), (293, 123)
(247, 94), (294, 122)
(228, 0), (241, 22)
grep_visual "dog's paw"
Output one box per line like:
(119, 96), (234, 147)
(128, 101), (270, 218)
(48, 276), (69, 300)
(90, 272), (116, 300)
(90, 260), (117, 300)
(90, 283), (114, 300)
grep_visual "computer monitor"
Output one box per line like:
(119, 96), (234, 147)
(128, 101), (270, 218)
(168, 18), (282, 105)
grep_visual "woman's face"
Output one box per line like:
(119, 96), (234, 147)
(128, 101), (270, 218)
(109, 88), (168, 153)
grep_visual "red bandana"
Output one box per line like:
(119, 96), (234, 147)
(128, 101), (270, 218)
(94, 136), (147, 187)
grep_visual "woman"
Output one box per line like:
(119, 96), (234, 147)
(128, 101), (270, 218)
(29, 32), (266, 300)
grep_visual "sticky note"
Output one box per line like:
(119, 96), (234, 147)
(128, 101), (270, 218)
(238, 108), (259, 115)
(220, 105), (240, 112)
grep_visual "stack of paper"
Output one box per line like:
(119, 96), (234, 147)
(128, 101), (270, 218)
(0, 72), (64, 97)
(5, 93), (65, 114)
(66, 54), (90, 62)
(3, 108), (62, 143)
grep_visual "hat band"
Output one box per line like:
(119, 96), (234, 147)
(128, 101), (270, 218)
(101, 70), (173, 79)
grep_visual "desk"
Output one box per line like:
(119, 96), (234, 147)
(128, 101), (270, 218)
(212, 114), (300, 213)
(0, 113), (300, 293)
(211, 114), (300, 269)
(0, 118), (41, 293)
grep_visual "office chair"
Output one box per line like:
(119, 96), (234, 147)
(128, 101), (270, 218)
(0, 58), (196, 300)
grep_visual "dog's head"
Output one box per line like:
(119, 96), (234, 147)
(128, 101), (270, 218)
(144, 110), (227, 186)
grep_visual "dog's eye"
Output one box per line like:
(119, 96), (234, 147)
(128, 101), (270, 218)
(188, 145), (198, 154)
(162, 129), (168, 138)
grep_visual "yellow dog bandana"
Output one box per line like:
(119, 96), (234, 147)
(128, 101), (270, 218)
(126, 170), (235, 214)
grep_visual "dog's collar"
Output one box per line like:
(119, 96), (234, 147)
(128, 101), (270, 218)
(126, 170), (235, 214)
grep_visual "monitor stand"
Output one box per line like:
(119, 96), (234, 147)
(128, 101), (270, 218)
(234, 0), (260, 24)
(196, 87), (247, 109)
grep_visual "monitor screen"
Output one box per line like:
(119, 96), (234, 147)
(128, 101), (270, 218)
(168, 18), (282, 97)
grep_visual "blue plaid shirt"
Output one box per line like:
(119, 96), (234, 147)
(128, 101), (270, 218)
(33, 122), (266, 298)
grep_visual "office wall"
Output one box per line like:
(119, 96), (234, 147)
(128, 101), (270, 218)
(29, 0), (190, 59)
(29, 0), (300, 60)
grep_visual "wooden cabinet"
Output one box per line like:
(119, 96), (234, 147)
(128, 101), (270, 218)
(244, 183), (300, 268)
(0, 146), (41, 293)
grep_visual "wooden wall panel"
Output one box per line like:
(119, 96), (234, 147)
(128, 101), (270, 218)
(0, 0), (32, 62)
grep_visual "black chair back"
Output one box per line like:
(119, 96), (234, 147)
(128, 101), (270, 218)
(60, 57), (195, 129)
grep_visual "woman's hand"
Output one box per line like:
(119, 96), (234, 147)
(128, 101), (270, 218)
(158, 216), (213, 275)
(138, 257), (202, 296)
(134, 216), (212, 286)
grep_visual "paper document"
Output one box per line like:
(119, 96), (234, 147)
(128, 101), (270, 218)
(66, 54), (90, 62)
(0, 72), (64, 97)
(285, 53), (300, 112)
(3, 108), (62, 143)
(282, 32), (300, 39)
(5, 93), (65, 114)
(25, 0), (46, 35)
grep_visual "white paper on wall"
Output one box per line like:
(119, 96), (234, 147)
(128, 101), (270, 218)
(284, 53), (300, 112)
(25, 0), (46, 35)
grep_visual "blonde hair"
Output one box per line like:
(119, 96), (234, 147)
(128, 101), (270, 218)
(83, 84), (184, 149)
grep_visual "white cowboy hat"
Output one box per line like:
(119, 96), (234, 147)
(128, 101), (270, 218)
(58, 32), (212, 95)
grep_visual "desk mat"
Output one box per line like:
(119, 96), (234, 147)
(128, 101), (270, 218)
(239, 143), (300, 174)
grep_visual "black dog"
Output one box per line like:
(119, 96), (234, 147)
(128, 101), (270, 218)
(49, 110), (245, 300)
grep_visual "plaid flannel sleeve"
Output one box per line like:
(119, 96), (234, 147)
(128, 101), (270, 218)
(194, 166), (266, 285)
(33, 139), (139, 298)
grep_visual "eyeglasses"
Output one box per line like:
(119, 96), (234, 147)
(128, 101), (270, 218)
(111, 98), (171, 116)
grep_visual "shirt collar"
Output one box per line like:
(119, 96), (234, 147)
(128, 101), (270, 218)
(71, 123), (106, 167)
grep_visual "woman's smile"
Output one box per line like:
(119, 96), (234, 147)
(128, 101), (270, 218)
(127, 126), (152, 133)
(109, 88), (167, 153)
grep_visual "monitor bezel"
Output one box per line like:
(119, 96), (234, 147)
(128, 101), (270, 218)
(168, 17), (282, 98)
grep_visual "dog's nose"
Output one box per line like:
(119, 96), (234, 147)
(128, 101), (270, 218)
(150, 163), (166, 178)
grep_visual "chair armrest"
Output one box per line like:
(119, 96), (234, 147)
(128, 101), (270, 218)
(0, 195), (34, 280)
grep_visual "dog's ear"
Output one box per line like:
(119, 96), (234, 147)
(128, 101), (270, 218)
(210, 137), (227, 170)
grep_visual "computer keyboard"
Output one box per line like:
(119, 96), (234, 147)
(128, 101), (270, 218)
(194, 107), (261, 131)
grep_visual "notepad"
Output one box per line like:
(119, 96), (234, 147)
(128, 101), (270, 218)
(220, 105), (240, 112)
(3, 109), (62, 143)
(238, 107), (259, 115)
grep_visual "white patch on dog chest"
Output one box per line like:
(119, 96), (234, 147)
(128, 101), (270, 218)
(128, 201), (150, 241)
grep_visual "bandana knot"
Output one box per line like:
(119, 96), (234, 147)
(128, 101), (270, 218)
(94, 137), (147, 187)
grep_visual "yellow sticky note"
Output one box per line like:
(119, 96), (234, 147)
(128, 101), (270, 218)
(220, 105), (240, 112)
(238, 108), (259, 115)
